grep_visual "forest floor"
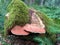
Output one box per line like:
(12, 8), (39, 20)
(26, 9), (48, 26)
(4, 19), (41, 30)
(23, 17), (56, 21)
(0, 34), (38, 45)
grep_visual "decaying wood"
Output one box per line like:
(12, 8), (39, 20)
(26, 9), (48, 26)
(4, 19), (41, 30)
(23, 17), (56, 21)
(5, 8), (45, 35)
(5, 13), (10, 19)
(29, 8), (45, 28)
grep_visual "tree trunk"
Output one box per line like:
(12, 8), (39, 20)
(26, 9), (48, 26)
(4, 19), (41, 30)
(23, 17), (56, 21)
(24, 0), (28, 5)
(29, 0), (33, 6)
(40, 0), (44, 6)
(32, 0), (35, 4)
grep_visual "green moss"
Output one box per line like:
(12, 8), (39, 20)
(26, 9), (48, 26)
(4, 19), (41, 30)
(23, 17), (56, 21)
(36, 11), (60, 34)
(4, 0), (30, 37)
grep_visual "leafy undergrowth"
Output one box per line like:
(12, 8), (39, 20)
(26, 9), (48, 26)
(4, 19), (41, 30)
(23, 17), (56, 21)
(0, 34), (39, 45)
(31, 5), (60, 19)
(0, 34), (11, 45)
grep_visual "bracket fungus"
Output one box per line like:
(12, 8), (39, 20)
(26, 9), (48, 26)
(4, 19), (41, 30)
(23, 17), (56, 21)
(11, 24), (45, 35)
(23, 24), (45, 34)
(11, 25), (29, 35)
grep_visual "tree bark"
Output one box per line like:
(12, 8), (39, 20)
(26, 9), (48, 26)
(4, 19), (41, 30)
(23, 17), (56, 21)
(32, 0), (35, 4)
(24, 0), (28, 5)
(29, 0), (33, 6)
(40, 0), (44, 6)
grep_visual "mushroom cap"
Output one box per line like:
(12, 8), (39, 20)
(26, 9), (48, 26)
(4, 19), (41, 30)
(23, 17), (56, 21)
(23, 24), (45, 33)
(11, 25), (29, 35)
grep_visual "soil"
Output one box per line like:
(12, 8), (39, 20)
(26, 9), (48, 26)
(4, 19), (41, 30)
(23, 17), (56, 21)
(9, 35), (38, 45)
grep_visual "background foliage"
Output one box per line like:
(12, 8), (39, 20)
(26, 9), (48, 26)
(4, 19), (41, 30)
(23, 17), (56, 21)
(0, 0), (11, 31)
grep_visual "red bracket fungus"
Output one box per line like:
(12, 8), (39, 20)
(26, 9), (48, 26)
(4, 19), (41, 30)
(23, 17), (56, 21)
(11, 24), (45, 35)
(23, 24), (45, 34)
(11, 25), (29, 35)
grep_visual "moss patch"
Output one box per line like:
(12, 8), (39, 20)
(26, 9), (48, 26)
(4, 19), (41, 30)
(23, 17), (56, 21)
(4, 0), (30, 37)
